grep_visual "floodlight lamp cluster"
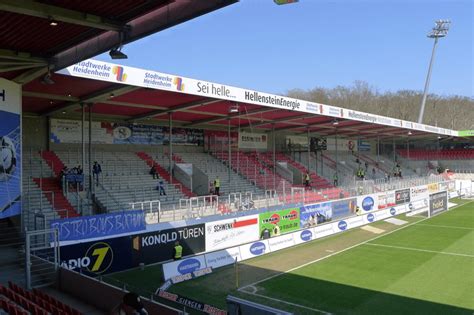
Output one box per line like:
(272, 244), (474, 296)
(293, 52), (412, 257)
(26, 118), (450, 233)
(427, 20), (451, 38)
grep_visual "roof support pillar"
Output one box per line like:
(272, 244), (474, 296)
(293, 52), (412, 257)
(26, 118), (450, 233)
(169, 113), (173, 184)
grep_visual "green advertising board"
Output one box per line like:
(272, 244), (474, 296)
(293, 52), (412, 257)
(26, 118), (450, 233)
(259, 208), (300, 238)
(458, 130), (474, 137)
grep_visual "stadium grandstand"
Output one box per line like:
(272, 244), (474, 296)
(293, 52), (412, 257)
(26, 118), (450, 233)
(1, 1), (473, 315)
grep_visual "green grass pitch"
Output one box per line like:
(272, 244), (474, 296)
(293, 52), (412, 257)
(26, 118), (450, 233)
(107, 199), (474, 314)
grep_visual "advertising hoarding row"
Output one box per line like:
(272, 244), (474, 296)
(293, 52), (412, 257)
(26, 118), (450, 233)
(162, 204), (410, 279)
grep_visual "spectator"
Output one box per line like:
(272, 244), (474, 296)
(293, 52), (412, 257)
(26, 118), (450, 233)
(149, 164), (157, 179)
(260, 227), (271, 239)
(365, 161), (368, 171)
(92, 161), (102, 186)
(304, 171), (310, 187)
(214, 176), (220, 196)
(333, 173), (338, 187)
(173, 241), (183, 260)
(209, 181), (215, 195)
(115, 292), (148, 315)
(76, 165), (83, 175)
(259, 168), (265, 175)
(59, 166), (67, 189)
(355, 157), (360, 164)
(156, 179), (166, 196)
(372, 167), (376, 179)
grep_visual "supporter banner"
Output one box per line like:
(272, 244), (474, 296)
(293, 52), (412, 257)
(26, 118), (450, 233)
(132, 224), (205, 264)
(299, 202), (332, 228)
(377, 191), (395, 209)
(162, 256), (207, 280)
(429, 191), (448, 216)
(59, 59), (457, 137)
(204, 130), (238, 151)
(410, 185), (429, 200)
(259, 208), (300, 238)
(51, 210), (146, 242)
(238, 132), (268, 150)
(267, 233), (295, 252)
(205, 215), (259, 251)
(204, 247), (241, 269)
(395, 189), (410, 205)
(50, 118), (203, 146)
(357, 194), (378, 212)
(331, 198), (357, 218)
(427, 183), (439, 193)
(0, 78), (21, 219)
(239, 240), (269, 260)
(60, 236), (134, 275)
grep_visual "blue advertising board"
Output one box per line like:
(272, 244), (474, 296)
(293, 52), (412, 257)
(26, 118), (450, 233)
(331, 198), (357, 219)
(51, 210), (146, 242)
(0, 79), (21, 219)
(300, 202), (332, 228)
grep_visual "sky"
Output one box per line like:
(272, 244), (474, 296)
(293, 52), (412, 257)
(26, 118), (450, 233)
(96, 0), (473, 98)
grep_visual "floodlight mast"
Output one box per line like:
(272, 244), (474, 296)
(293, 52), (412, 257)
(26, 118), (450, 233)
(417, 20), (450, 124)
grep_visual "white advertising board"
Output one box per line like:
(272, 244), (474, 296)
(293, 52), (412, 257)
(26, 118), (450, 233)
(239, 240), (270, 260)
(204, 247), (241, 269)
(410, 185), (429, 201)
(205, 215), (259, 252)
(162, 255), (207, 280)
(267, 234), (295, 252)
(357, 194), (379, 212)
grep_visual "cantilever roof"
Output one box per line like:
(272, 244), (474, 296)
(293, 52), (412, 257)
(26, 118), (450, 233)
(21, 59), (460, 140)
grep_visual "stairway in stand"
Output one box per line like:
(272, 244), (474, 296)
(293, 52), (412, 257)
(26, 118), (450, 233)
(32, 178), (79, 218)
(136, 152), (195, 198)
(40, 151), (65, 176)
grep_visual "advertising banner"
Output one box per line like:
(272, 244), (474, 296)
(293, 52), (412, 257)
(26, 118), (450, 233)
(357, 139), (371, 151)
(162, 255), (207, 280)
(286, 135), (308, 150)
(59, 59), (457, 137)
(259, 208), (300, 238)
(331, 198), (357, 218)
(157, 290), (227, 315)
(313, 224), (336, 239)
(50, 118), (203, 146)
(204, 247), (241, 269)
(60, 236), (134, 275)
(293, 229), (315, 245)
(377, 191), (395, 209)
(427, 183), (439, 193)
(238, 132), (268, 150)
(267, 234), (295, 252)
(429, 191), (448, 216)
(410, 185), (429, 201)
(357, 194), (378, 212)
(0, 78), (21, 219)
(239, 240), (270, 260)
(51, 210), (146, 242)
(132, 224), (205, 264)
(299, 202), (332, 228)
(205, 215), (259, 252)
(409, 199), (429, 212)
(395, 189), (411, 205)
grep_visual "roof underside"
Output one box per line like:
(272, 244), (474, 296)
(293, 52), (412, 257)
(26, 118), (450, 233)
(21, 73), (452, 141)
(0, 0), (238, 83)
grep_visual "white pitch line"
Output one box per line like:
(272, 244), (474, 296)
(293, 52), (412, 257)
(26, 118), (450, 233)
(364, 243), (474, 258)
(239, 201), (473, 292)
(416, 223), (474, 230)
(239, 290), (333, 315)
